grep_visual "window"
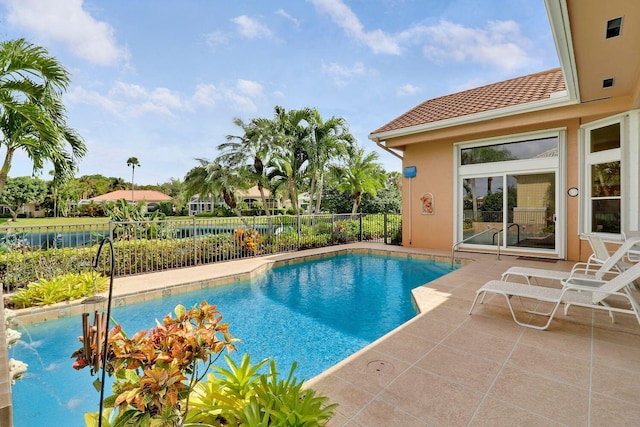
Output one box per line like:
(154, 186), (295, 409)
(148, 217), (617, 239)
(460, 136), (558, 165)
(584, 122), (621, 234)
(456, 131), (561, 253)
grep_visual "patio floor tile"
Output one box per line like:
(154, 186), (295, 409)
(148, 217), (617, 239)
(381, 366), (484, 426)
(488, 365), (589, 426)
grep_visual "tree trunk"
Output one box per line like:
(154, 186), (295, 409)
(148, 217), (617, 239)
(257, 183), (272, 216)
(307, 173), (316, 215)
(222, 189), (248, 226)
(351, 192), (361, 216)
(0, 148), (14, 196)
(314, 173), (324, 215)
(288, 176), (298, 215)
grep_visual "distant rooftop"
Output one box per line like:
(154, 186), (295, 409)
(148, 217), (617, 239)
(90, 190), (172, 203)
(371, 68), (566, 135)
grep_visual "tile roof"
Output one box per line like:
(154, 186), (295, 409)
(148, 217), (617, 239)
(371, 68), (566, 135)
(90, 190), (173, 202)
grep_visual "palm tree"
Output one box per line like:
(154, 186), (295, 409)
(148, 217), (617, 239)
(0, 38), (86, 196)
(109, 177), (127, 191)
(218, 117), (274, 215)
(269, 106), (313, 215)
(126, 157), (140, 201)
(183, 158), (248, 219)
(305, 109), (354, 214)
(330, 147), (386, 215)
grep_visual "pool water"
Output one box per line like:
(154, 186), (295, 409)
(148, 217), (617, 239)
(10, 253), (453, 426)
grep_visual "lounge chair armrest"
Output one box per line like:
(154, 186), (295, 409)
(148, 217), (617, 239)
(562, 276), (605, 289)
(569, 262), (599, 274)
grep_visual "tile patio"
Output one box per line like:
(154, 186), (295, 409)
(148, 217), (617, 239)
(11, 243), (640, 426)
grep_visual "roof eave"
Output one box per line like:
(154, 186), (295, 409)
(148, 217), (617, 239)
(544, 0), (580, 101)
(369, 93), (576, 142)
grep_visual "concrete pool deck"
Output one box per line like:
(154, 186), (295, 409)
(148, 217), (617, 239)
(11, 243), (640, 426)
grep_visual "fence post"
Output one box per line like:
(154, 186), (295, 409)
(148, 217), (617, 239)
(193, 216), (197, 265)
(359, 214), (363, 242)
(384, 213), (388, 245)
(297, 215), (301, 250)
(331, 214), (335, 244)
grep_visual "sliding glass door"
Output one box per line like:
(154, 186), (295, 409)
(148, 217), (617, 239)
(457, 132), (562, 255)
(506, 172), (556, 250)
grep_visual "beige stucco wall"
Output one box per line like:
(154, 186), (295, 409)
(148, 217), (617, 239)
(402, 139), (454, 249)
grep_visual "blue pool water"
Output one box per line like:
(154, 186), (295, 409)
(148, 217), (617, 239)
(10, 253), (453, 426)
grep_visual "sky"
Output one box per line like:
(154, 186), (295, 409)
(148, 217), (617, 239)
(0, 0), (560, 186)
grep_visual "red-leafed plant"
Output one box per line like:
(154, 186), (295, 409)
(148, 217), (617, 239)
(72, 301), (238, 426)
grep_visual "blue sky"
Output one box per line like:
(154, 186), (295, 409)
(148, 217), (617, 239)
(0, 0), (559, 185)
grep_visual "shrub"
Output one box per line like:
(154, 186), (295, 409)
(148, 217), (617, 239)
(8, 273), (109, 308)
(187, 354), (337, 426)
(75, 302), (238, 426)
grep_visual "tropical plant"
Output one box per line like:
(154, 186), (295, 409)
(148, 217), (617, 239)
(184, 158), (249, 220)
(233, 228), (262, 253)
(126, 157), (140, 201)
(219, 117), (275, 216)
(186, 354), (337, 426)
(0, 38), (86, 196)
(304, 109), (354, 214)
(102, 199), (166, 240)
(8, 272), (109, 308)
(268, 106), (314, 215)
(330, 147), (386, 215)
(73, 301), (238, 427)
(108, 177), (127, 191)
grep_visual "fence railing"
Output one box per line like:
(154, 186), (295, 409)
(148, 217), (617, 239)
(0, 213), (402, 291)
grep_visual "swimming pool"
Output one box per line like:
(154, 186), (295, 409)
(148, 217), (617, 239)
(10, 253), (453, 426)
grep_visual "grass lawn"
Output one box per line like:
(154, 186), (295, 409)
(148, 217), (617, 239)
(0, 216), (193, 227)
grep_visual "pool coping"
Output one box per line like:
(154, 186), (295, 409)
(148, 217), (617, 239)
(13, 244), (472, 326)
(9, 243), (470, 327)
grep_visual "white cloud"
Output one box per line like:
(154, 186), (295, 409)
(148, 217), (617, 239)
(276, 9), (300, 27)
(397, 84), (421, 97)
(204, 30), (229, 49)
(191, 84), (221, 107)
(309, 0), (401, 54)
(69, 82), (184, 118)
(67, 79), (263, 117)
(307, 1), (537, 73)
(66, 86), (122, 116)
(109, 82), (148, 100)
(407, 19), (537, 73)
(322, 62), (370, 86)
(236, 79), (264, 97)
(2, 0), (130, 66)
(217, 80), (264, 113)
(231, 15), (273, 39)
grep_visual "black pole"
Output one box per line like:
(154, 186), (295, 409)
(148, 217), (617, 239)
(93, 237), (115, 427)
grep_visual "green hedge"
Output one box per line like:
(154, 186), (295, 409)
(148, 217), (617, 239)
(1, 215), (402, 291)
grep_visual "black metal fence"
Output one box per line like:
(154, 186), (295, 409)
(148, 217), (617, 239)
(1, 213), (402, 291)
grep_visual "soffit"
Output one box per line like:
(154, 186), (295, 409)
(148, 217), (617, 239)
(567, 0), (640, 103)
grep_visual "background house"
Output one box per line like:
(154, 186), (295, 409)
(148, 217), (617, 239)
(87, 190), (173, 212)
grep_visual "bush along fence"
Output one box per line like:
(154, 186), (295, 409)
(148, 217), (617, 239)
(0, 213), (402, 292)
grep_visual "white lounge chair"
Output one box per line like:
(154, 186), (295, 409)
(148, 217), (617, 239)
(501, 235), (640, 285)
(469, 261), (640, 330)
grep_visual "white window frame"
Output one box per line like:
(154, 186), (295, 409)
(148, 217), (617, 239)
(580, 111), (640, 239)
(453, 129), (565, 256)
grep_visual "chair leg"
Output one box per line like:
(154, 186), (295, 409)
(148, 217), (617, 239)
(469, 292), (483, 314)
(499, 293), (560, 330)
